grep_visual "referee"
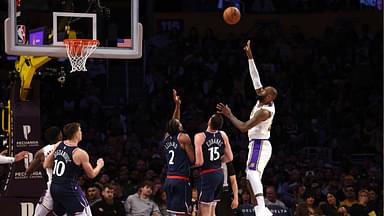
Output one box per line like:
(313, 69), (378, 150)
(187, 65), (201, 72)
(215, 161), (239, 216)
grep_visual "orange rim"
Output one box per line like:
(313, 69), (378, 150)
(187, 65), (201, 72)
(64, 39), (99, 46)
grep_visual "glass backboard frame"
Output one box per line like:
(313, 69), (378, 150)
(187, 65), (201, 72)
(53, 12), (98, 46)
(4, 0), (142, 59)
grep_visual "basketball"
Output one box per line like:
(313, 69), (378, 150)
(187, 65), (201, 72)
(223, 6), (241, 25)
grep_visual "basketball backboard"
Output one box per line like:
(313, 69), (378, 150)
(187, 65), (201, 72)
(5, 0), (142, 59)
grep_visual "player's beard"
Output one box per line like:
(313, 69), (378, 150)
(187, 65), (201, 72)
(259, 95), (267, 103)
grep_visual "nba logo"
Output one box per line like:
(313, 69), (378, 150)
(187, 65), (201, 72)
(17, 25), (26, 44)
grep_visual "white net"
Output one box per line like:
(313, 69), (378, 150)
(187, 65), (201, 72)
(64, 39), (99, 73)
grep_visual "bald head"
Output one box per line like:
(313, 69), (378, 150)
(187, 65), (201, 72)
(260, 86), (277, 104)
(265, 86), (278, 100)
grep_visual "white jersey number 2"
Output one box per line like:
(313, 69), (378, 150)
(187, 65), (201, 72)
(53, 160), (66, 176)
(168, 150), (175, 165)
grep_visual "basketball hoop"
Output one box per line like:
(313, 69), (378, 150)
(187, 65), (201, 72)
(64, 39), (99, 73)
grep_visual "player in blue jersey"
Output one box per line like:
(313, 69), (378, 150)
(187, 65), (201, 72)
(217, 40), (278, 216)
(194, 114), (233, 216)
(163, 89), (195, 216)
(44, 122), (104, 216)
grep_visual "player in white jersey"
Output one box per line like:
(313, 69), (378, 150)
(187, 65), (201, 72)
(217, 40), (277, 216)
(26, 126), (62, 216)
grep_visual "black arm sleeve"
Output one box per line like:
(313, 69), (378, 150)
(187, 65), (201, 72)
(226, 161), (235, 177)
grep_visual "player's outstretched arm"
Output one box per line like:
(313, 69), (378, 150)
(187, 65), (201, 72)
(171, 89), (181, 120)
(14, 151), (29, 162)
(74, 149), (104, 179)
(0, 149), (7, 155)
(244, 40), (265, 96)
(193, 133), (205, 167)
(0, 155), (16, 164)
(0, 151), (28, 164)
(217, 103), (270, 133)
(26, 149), (44, 176)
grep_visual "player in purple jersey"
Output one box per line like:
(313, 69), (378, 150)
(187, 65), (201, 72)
(217, 40), (277, 216)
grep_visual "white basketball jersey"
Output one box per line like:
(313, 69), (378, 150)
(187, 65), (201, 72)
(248, 101), (275, 140)
(42, 145), (54, 185)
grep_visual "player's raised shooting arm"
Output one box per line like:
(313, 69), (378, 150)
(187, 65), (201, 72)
(244, 40), (264, 96)
(179, 133), (195, 163)
(172, 89), (181, 120)
(220, 131), (233, 163)
(217, 103), (270, 133)
(75, 149), (104, 179)
(26, 148), (44, 176)
(193, 133), (205, 167)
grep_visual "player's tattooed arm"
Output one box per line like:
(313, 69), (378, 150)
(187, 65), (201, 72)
(217, 103), (270, 133)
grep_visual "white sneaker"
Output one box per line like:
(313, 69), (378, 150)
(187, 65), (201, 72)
(254, 206), (262, 216)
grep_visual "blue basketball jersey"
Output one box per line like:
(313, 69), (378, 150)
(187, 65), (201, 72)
(201, 131), (225, 170)
(52, 142), (83, 184)
(163, 133), (191, 177)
